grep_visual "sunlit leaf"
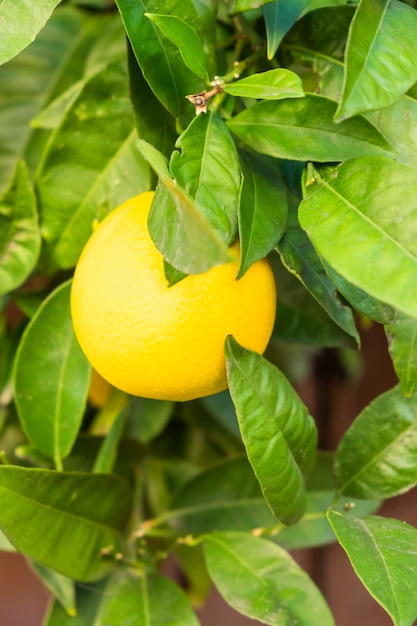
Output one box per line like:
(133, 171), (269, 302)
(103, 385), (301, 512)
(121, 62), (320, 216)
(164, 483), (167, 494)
(329, 511), (417, 626)
(336, 0), (417, 121)
(204, 532), (335, 625)
(225, 336), (317, 524)
(170, 111), (241, 245)
(335, 385), (417, 498)
(227, 94), (395, 162)
(299, 158), (417, 319)
(0, 0), (61, 65)
(223, 69), (304, 99)
(13, 282), (90, 467)
(0, 466), (132, 581)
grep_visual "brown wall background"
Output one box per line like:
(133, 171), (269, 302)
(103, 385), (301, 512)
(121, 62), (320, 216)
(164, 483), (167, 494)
(1, 324), (416, 626)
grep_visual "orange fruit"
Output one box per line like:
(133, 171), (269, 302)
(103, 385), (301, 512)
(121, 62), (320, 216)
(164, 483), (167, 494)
(71, 192), (276, 401)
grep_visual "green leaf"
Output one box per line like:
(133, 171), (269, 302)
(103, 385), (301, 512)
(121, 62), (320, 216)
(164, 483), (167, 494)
(335, 385), (417, 499)
(137, 139), (172, 181)
(53, 131), (150, 269)
(170, 111), (241, 245)
(115, 0), (203, 118)
(92, 409), (127, 474)
(37, 60), (149, 271)
(43, 581), (106, 626)
(323, 262), (395, 325)
(223, 69), (304, 99)
(277, 203), (359, 344)
(148, 181), (231, 274)
(336, 0), (417, 121)
(125, 397), (174, 444)
(299, 158), (417, 319)
(0, 6), (91, 190)
(328, 511), (417, 626)
(96, 569), (200, 626)
(145, 14), (209, 82)
(164, 458), (277, 535)
(30, 562), (76, 616)
(0, 466), (132, 581)
(204, 531), (335, 625)
(230, 0), (277, 12)
(227, 94), (395, 162)
(272, 258), (358, 348)
(274, 452), (379, 551)
(225, 336), (317, 525)
(0, 0), (61, 65)
(237, 152), (287, 277)
(13, 281), (90, 467)
(127, 44), (177, 160)
(386, 312), (417, 397)
(0, 160), (40, 297)
(263, 0), (310, 60)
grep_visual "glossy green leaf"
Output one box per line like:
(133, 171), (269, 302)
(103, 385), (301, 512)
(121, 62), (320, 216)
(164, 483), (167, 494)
(37, 60), (149, 270)
(0, 160), (40, 296)
(225, 336), (317, 524)
(145, 14), (209, 82)
(0, 466), (132, 581)
(335, 385), (417, 498)
(237, 152), (287, 277)
(272, 258), (357, 348)
(223, 69), (304, 99)
(96, 570), (200, 626)
(386, 312), (417, 397)
(0, 0), (61, 65)
(227, 94), (394, 162)
(328, 511), (417, 626)
(165, 458), (277, 535)
(204, 531), (335, 625)
(287, 7), (417, 170)
(170, 111), (241, 245)
(148, 181), (231, 274)
(115, 0), (203, 118)
(336, 0), (417, 121)
(31, 562), (76, 616)
(263, 0), (310, 60)
(13, 282), (90, 467)
(299, 158), (417, 319)
(277, 204), (359, 344)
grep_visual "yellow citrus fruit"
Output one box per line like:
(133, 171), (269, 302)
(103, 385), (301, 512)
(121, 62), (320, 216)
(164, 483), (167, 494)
(88, 368), (113, 408)
(71, 192), (276, 401)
